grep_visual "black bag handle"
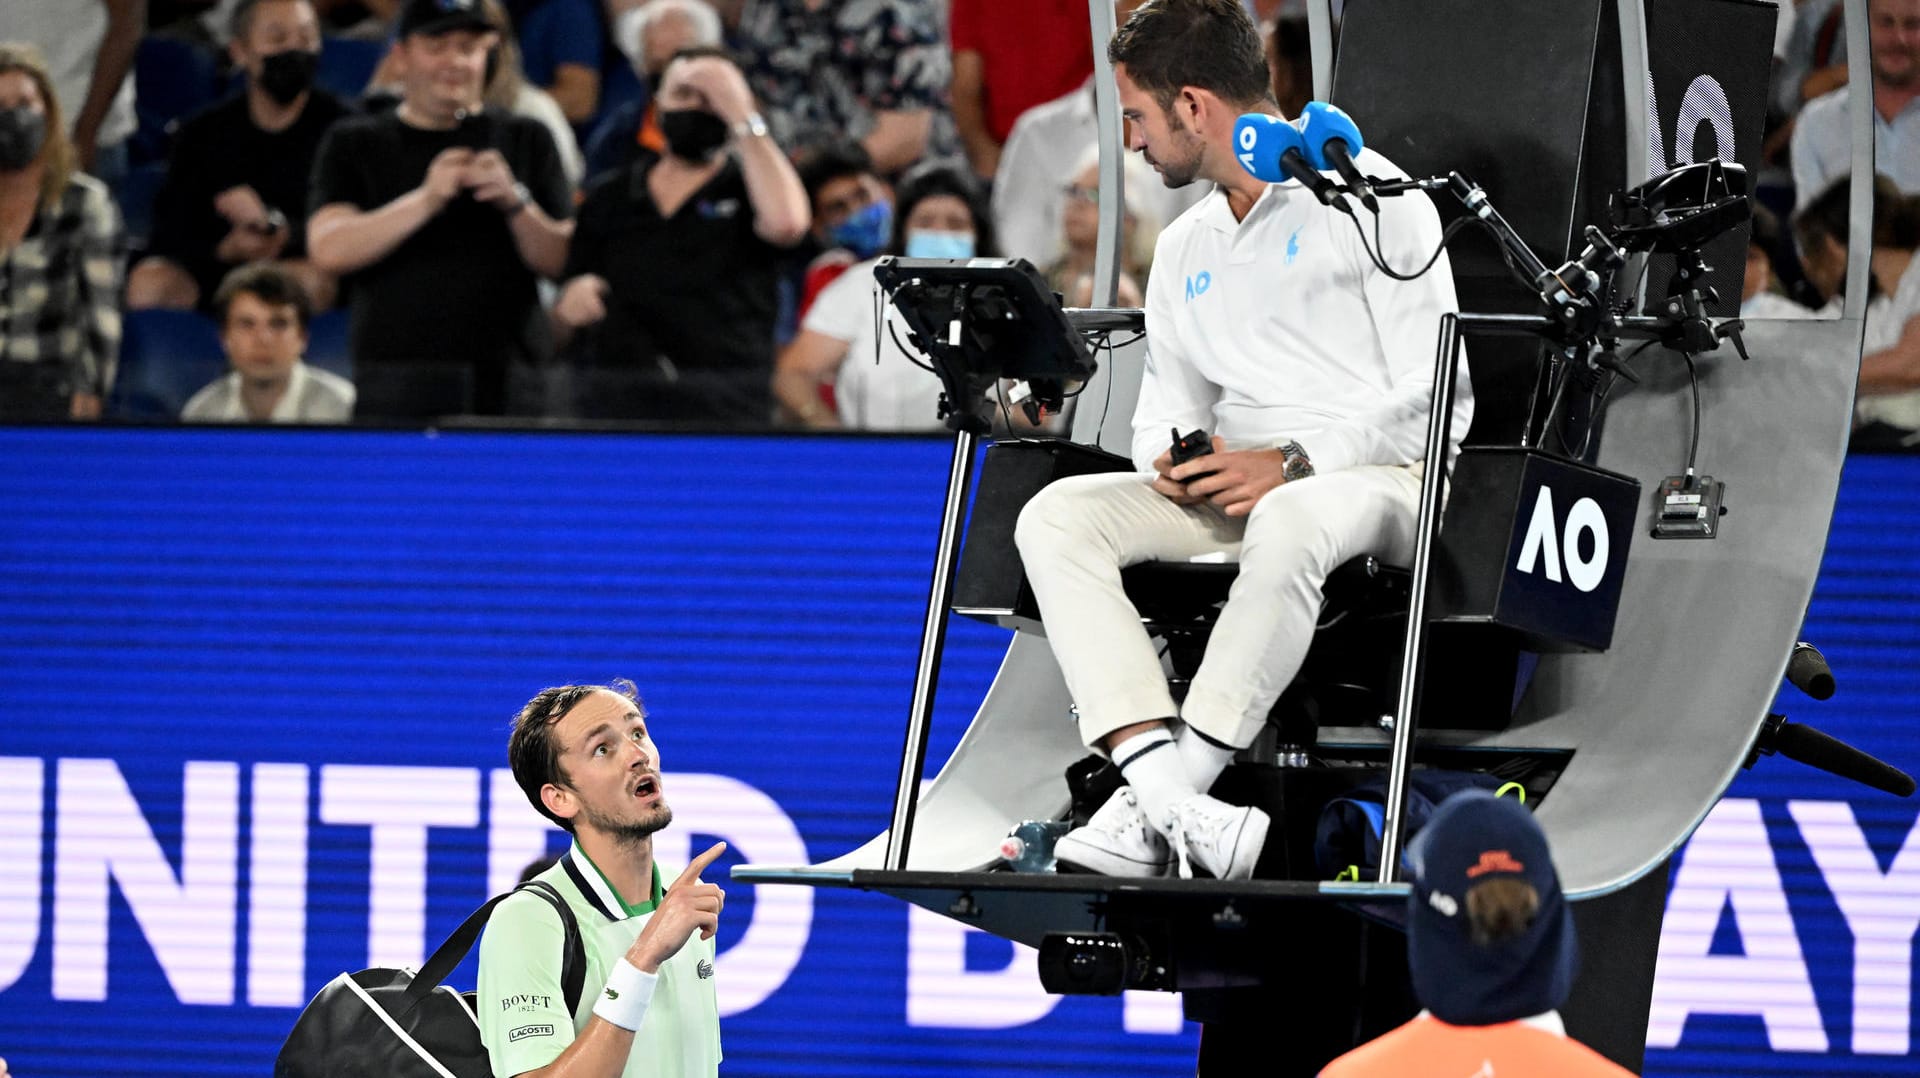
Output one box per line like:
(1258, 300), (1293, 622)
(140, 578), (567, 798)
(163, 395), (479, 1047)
(406, 880), (586, 1015)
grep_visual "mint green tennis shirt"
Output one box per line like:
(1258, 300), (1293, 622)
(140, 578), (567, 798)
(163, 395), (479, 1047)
(477, 842), (721, 1077)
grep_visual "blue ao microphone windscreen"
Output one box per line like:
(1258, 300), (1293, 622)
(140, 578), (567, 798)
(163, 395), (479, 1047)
(1231, 112), (1307, 184)
(1297, 101), (1365, 170)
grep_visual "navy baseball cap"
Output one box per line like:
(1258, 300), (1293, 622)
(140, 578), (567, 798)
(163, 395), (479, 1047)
(1405, 790), (1578, 1026)
(397, 0), (493, 38)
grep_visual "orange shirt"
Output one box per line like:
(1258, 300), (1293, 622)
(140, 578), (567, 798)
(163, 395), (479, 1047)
(1320, 1014), (1637, 1078)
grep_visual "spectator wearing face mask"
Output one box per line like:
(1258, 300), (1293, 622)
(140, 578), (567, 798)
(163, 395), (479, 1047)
(128, 0), (351, 313)
(583, 0), (724, 179)
(793, 139), (892, 316)
(552, 46), (809, 425)
(773, 162), (999, 430)
(0, 43), (122, 421)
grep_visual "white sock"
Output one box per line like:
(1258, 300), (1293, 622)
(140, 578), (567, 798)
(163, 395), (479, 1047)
(1175, 725), (1238, 795)
(1112, 726), (1191, 832)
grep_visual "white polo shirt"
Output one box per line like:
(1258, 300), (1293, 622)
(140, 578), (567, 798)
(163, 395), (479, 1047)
(1131, 147), (1473, 477)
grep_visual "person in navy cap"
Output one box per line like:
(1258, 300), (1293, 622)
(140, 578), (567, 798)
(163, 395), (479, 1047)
(1320, 791), (1635, 1076)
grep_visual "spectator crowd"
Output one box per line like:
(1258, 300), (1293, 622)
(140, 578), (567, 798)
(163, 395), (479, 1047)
(2, 0), (1918, 446)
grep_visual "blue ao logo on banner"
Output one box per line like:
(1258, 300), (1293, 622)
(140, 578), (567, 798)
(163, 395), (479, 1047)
(0, 430), (1914, 1076)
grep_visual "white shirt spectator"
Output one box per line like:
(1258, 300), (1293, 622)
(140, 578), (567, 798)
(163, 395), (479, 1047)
(181, 361), (356, 423)
(993, 78), (1205, 269)
(1790, 86), (1920, 209)
(801, 258), (946, 431)
(1857, 252), (1920, 430)
(1741, 291), (1819, 319)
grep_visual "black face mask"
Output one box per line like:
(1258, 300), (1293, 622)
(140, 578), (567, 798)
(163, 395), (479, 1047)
(0, 107), (47, 172)
(659, 108), (729, 161)
(256, 49), (320, 105)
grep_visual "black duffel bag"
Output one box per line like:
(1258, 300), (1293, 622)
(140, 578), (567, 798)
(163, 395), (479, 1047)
(276, 880), (584, 1078)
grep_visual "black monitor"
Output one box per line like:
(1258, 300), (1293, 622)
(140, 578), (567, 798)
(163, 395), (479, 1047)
(872, 257), (1097, 393)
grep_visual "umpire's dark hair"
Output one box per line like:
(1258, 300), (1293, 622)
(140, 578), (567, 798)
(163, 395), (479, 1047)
(1108, 0), (1273, 111)
(213, 262), (314, 330)
(888, 160), (999, 258)
(508, 680), (644, 833)
(795, 138), (877, 206)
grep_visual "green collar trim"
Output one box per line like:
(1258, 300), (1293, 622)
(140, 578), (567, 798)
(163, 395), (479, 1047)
(574, 840), (664, 918)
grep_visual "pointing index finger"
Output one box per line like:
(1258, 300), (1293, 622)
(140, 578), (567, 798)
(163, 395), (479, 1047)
(673, 841), (728, 887)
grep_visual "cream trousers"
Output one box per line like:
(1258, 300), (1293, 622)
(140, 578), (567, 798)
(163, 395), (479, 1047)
(1014, 464), (1424, 751)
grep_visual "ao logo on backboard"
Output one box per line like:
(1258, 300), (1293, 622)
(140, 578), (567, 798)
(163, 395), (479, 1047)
(1514, 484), (1610, 593)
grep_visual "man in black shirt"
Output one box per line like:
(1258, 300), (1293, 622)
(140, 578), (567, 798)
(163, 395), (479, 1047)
(307, 0), (573, 419)
(553, 47), (808, 425)
(127, 0), (349, 312)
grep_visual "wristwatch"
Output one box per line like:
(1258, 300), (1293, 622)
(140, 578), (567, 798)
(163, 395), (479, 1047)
(1275, 439), (1315, 481)
(732, 112), (770, 141)
(506, 181), (533, 216)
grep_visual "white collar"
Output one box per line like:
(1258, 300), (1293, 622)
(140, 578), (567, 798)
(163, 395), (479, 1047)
(220, 362), (311, 422)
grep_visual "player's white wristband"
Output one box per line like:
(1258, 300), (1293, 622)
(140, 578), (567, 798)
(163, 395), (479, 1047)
(591, 959), (658, 1031)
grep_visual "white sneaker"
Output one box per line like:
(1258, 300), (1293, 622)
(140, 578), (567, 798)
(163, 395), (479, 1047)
(1054, 786), (1173, 877)
(1166, 793), (1269, 880)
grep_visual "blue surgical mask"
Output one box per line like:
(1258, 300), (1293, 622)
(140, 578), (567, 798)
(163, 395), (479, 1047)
(905, 230), (975, 259)
(828, 199), (893, 259)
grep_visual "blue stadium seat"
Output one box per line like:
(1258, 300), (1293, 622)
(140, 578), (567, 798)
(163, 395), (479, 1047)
(132, 36), (224, 167)
(305, 309), (353, 383)
(111, 309), (227, 420)
(316, 36), (385, 101)
(117, 160), (169, 253)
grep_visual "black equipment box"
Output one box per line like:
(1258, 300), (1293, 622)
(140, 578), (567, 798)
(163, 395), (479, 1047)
(950, 437), (1131, 631)
(1430, 446), (1640, 652)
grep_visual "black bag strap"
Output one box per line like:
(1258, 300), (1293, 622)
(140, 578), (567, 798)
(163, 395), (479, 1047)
(406, 879), (587, 1015)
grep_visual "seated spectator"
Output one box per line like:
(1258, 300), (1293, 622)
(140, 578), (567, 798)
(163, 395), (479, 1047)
(1796, 173), (1920, 448)
(584, 0), (723, 179)
(1044, 146), (1155, 308)
(182, 263), (355, 422)
(992, 0), (1204, 269)
(774, 163), (999, 431)
(514, 0), (603, 128)
(0, 43), (122, 421)
(948, 0), (1093, 179)
(734, 0), (947, 175)
(553, 46), (808, 424)
(129, 0), (350, 314)
(793, 139), (892, 314)
(307, 0), (573, 419)
(1742, 202), (1818, 319)
(1790, 0), (1920, 210)
(1319, 791), (1633, 1077)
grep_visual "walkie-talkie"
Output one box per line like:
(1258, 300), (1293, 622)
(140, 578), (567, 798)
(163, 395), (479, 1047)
(1169, 428), (1217, 484)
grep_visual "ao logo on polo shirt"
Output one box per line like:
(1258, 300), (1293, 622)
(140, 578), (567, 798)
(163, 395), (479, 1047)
(1184, 271), (1212, 301)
